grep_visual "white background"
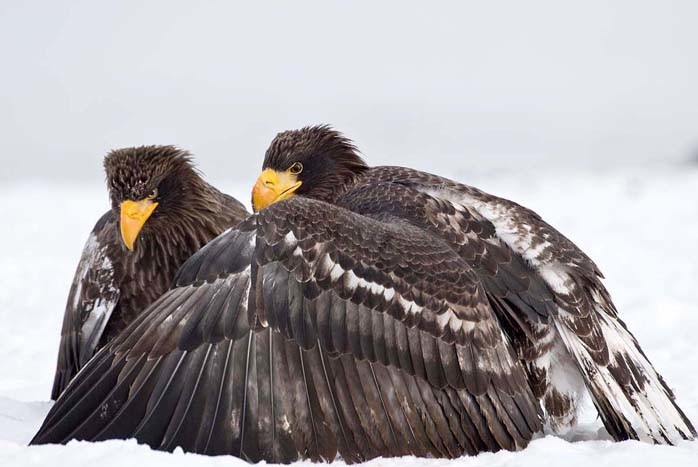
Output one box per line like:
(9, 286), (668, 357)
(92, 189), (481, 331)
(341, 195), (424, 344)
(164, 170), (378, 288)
(1, 0), (698, 183)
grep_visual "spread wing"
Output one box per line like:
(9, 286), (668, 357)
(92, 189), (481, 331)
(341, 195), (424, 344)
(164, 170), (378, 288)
(32, 198), (541, 463)
(51, 211), (120, 400)
(363, 166), (696, 444)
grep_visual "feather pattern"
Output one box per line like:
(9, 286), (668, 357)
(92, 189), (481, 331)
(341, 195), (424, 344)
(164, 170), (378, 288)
(360, 165), (695, 443)
(32, 198), (542, 462)
(50, 147), (248, 400)
(37, 127), (692, 464)
(51, 212), (120, 400)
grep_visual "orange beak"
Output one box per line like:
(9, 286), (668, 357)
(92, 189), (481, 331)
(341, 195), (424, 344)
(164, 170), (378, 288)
(119, 199), (158, 251)
(251, 169), (302, 212)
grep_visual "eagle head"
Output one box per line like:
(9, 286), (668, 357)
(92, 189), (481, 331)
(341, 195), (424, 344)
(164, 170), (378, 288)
(104, 145), (204, 251)
(252, 125), (368, 212)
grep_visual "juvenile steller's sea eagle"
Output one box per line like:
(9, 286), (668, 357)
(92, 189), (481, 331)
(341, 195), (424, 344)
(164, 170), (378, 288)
(50, 146), (248, 399)
(34, 127), (695, 462)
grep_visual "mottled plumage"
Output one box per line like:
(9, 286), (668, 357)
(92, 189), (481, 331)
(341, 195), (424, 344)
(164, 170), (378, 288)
(35, 127), (695, 462)
(50, 146), (248, 400)
(358, 166), (695, 443)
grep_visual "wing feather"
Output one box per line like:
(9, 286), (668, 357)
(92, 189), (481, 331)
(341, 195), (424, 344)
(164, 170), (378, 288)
(363, 165), (695, 444)
(32, 199), (541, 461)
(51, 211), (120, 399)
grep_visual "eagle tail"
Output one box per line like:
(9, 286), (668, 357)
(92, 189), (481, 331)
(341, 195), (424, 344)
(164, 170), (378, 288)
(554, 308), (695, 444)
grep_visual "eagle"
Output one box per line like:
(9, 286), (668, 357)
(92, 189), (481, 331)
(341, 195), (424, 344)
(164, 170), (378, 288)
(33, 127), (695, 462)
(50, 145), (249, 399)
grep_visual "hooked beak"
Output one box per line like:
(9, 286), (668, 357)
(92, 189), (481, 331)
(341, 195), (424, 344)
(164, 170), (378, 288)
(119, 199), (158, 251)
(251, 169), (302, 212)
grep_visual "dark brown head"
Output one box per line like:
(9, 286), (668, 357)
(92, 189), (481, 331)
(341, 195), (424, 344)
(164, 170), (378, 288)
(252, 125), (368, 211)
(104, 145), (209, 251)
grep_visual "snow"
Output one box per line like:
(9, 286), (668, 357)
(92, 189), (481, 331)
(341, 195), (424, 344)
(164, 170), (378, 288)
(1, 166), (697, 465)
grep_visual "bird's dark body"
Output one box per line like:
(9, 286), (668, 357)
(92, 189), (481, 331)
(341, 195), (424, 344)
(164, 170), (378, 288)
(36, 128), (695, 462)
(96, 190), (246, 345)
(50, 147), (248, 400)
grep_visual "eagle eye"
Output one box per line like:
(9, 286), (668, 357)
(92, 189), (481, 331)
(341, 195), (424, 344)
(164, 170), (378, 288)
(289, 162), (303, 175)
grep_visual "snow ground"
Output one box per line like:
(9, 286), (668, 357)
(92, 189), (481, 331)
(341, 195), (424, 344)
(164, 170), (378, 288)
(1, 167), (697, 466)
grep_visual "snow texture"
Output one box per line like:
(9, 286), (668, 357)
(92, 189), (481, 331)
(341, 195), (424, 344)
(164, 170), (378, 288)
(1, 167), (697, 466)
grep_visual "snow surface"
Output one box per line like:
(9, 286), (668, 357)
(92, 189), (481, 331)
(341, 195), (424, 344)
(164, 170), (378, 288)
(1, 167), (697, 466)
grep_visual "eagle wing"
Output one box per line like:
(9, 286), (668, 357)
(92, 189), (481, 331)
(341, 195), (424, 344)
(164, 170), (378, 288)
(363, 166), (695, 444)
(32, 199), (541, 462)
(51, 211), (120, 400)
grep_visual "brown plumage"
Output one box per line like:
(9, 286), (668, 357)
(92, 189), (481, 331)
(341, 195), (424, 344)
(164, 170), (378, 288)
(50, 145), (248, 400)
(34, 127), (694, 462)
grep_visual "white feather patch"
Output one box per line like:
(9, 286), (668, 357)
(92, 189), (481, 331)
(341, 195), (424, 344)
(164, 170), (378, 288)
(538, 263), (573, 295)
(420, 186), (574, 294)
(75, 233), (118, 366)
(555, 305), (693, 444)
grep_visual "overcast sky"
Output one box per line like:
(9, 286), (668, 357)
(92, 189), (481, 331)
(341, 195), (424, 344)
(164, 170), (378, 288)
(1, 0), (697, 183)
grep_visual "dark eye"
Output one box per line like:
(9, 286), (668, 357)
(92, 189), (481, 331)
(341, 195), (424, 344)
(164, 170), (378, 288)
(289, 162), (303, 175)
(146, 188), (159, 200)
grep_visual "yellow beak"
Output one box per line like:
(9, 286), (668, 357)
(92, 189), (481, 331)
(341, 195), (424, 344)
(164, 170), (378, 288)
(119, 199), (158, 251)
(251, 169), (302, 212)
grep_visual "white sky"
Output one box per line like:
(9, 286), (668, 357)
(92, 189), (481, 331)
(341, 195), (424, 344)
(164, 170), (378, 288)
(1, 0), (697, 182)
